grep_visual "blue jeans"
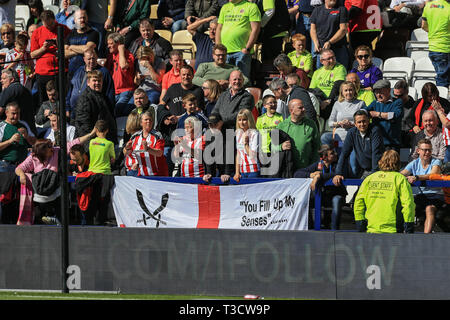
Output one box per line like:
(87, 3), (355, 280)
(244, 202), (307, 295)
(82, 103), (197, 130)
(241, 171), (260, 178)
(227, 51), (252, 80)
(445, 145), (450, 163)
(115, 90), (134, 117)
(126, 169), (139, 177)
(429, 51), (449, 87)
(316, 45), (349, 70)
(171, 19), (187, 33)
(330, 195), (344, 230)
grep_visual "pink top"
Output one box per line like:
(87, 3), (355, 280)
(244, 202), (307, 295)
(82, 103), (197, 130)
(18, 138), (81, 174)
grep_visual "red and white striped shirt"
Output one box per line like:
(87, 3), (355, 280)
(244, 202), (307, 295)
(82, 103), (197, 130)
(5, 48), (33, 90)
(125, 130), (168, 176)
(443, 113), (450, 147)
(179, 135), (205, 177)
(236, 129), (260, 173)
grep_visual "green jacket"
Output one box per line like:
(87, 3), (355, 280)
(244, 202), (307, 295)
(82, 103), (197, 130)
(114, 0), (151, 31)
(274, 116), (320, 171)
(354, 171), (415, 234)
(192, 62), (250, 87)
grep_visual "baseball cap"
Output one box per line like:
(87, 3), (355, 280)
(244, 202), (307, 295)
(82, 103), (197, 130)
(373, 79), (391, 90)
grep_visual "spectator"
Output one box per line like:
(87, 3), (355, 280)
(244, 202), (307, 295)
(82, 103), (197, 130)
(310, 0), (349, 69)
(432, 99), (450, 163)
(401, 138), (444, 233)
(273, 98), (321, 171)
(258, 0), (291, 63)
(105, 32), (136, 117)
(35, 80), (60, 129)
(273, 53), (310, 89)
(256, 94), (284, 156)
(421, 0), (450, 87)
(393, 79), (416, 148)
(30, 10), (71, 107)
(405, 82), (450, 137)
(285, 72), (320, 123)
(345, 0), (381, 50)
(69, 143), (89, 175)
(0, 69), (36, 135)
(354, 150), (415, 234)
(15, 129), (96, 226)
(234, 108), (260, 181)
(287, 33), (313, 79)
(409, 110), (446, 161)
(112, 0), (151, 48)
(345, 72), (375, 109)
(26, 0), (44, 31)
(333, 109), (385, 181)
(155, 0), (187, 33)
(88, 120), (115, 175)
(0, 0), (16, 27)
(128, 18), (173, 63)
(216, 0), (261, 80)
(162, 65), (205, 118)
(159, 50), (184, 104)
(55, 0), (76, 29)
(202, 79), (223, 117)
(185, 0), (220, 33)
(211, 69), (254, 130)
(64, 9), (99, 77)
(0, 23), (15, 50)
(123, 110), (168, 177)
(174, 116), (206, 177)
(67, 49), (115, 118)
(193, 44), (250, 90)
(74, 70), (117, 144)
(364, 79), (403, 152)
(4, 33), (34, 91)
(187, 16), (217, 70)
(176, 93), (208, 131)
(349, 45), (383, 90)
(321, 81), (366, 152)
(294, 144), (347, 230)
(41, 112), (76, 146)
(133, 46), (166, 105)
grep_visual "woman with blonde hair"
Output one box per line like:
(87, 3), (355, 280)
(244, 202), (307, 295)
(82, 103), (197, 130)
(353, 150), (416, 234)
(202, 79), (223, 117)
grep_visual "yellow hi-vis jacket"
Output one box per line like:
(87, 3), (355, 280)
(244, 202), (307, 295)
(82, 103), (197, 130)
(354, 171), (416, 233)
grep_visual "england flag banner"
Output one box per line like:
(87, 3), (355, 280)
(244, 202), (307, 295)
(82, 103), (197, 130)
(111, 177), (311, 230)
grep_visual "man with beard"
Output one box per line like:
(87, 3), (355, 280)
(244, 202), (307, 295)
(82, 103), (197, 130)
(64, 9), (99, 77)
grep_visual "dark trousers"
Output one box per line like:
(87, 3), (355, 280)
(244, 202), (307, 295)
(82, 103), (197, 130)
(35, 74), (56, 108)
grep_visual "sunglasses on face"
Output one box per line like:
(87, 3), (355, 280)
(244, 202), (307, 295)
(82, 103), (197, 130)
(2, 32), (12, 36)
(357, 54), (370, 60)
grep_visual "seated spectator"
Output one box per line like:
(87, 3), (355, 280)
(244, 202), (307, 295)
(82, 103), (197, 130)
(187, 16), (217, 70)
(202, 79), (223, 117)
(273, 53), (310, 89)
(41, 113), (76, 146)
(67, 49), (115, 118)
(428, 162), (450, 231)
(273, 99), (321, 172)
(354, 150), (415, 234)
(35, 80), (59, 129)
(393, 79), (416, 148)
(405, 82), (450, 138)
(333, 109), (385, 181)
(261, 88), (289, 120)
(210, 69), (254, 130)
(105, 33), (136, 117)
(55, 0), (76, 29)
(129, 18), (173, 64)
(133, 46), (166, 105)
(287, 33), (313, 78)
(285, 72), (320, 123)
(409, 110), (446, 161)
(0, 23), (15, 51)
(159, 50), (184, 104)
(123, 110), (168, 177)
(176, 93), (208, 131)
(321, 81), (366, 152)
(294, 144), (347, 230)
(174, 116), (206, 177)
(401, 138), (444, 233)
(4, 33), (34, 91)
(88, 120), (115, 175)
(345, 72), (375, 108)
(234, 108), (260, 182)
(185, 0), (220, 34)
(434, 101), (450, 163)
(112, 0), (150, 48)
(154, 0), (187, 33)
(364, 79), (403, 152)
(15, 128), (96, 225)
(349, 45), (383, 90)
(193, 44), (250, 90)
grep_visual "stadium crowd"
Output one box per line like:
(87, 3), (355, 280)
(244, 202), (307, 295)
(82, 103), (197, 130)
(0, 0), (448, 233)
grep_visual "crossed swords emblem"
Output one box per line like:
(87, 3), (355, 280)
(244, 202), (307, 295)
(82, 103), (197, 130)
(136, 190), (169, 228)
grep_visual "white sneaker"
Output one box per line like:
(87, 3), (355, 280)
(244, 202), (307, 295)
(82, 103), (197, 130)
(41, 216), (61, 226)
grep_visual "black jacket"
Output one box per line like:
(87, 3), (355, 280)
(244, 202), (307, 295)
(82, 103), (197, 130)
(265, 129), (294, 178)
(32, 169), (60, 196)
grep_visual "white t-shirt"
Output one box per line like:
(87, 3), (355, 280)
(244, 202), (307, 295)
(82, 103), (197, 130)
(43, 125), (76, 143)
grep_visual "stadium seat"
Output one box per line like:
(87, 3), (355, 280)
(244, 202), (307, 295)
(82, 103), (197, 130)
(408, 87), (417, 100)
(415, 79), (436, 99)
(382, 57), (415, 83)
(411, 56), (436, 85)
(437, 86), (449, 100)
(409, 49), (429, 64)
(155, 29), (172, 42)
(42, 0), (54, 6)
(44, 5), (59, 15)
(150, 4), (158, 20)
(246, 87), (262, 107)
(410, 28), (429, 42)
(405, 40), (429, 58)
(15, 5), (30, 31)
(172, 30), (196, 60)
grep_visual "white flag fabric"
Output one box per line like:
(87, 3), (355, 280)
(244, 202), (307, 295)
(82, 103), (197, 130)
(111, 177), (311, 230)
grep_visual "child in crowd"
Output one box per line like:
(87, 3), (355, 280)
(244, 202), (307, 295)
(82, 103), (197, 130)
(5, 33), (34, 90)
(175, 116), (205, 178)
(256, 94), (284, 155)
(177, 93), (208, 132)
(234, 109), (260, 182)
(88, 120), (115, 175)
(287, 33), (313, 78)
